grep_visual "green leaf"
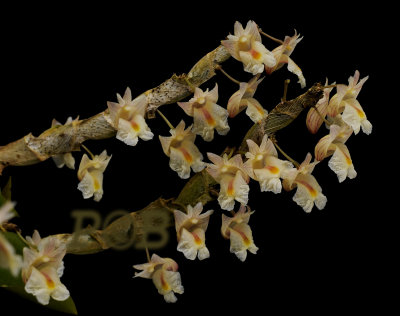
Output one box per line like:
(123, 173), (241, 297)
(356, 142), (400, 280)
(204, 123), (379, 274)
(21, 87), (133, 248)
(2, 231), (26, 255)
(0, 177), (19, 216)
(1, 176), (12, 200)
(5, 286), (78, 315)
(0, 232), (26, 287)
(0, 267), (24, 287)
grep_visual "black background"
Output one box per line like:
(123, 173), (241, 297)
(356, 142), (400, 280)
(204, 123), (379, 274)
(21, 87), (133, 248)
(0, 2), (389, 314)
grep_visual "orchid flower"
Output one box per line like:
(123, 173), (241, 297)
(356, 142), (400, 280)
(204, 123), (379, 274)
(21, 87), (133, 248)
(283, 153), (327, 213)
(22, 230), (69, 305)
(206, 153), (250, 211)
(222, 20), (276, 75)
(159, 120), (205, 179)
(51, 117), (77, 169)
(244, 135), (293, 194)
(265, 30), (306, 88)
(328, 70), (371, 135)
(227, 74), (268, 123)
(306, 79), (335, 134)
(77, 150), (111, 202)
(315, 118), (356, 182)
(221, 205), (258, 261)
(178, 84), (229, 141)
(107, 87), (154, 145)
(133, 254), (184, 303)
(173, 202), (213, 260)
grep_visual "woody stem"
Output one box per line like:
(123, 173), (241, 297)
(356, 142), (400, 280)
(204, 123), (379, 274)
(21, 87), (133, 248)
(271, 137), (300, 168)
(157, 109), (174, 130)
(324, 84), (337, 89)
(145, 246), (151, 263)
(81, 144), (95, 159)
(215, 65), (241, 85)
(16, 230), (33, 248)
(282, 79), (290, 102)
(258, 28), (284, 44)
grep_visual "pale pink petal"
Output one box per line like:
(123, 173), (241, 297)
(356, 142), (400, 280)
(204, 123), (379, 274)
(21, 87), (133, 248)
(227, 83), (247, 118)
(233, 21), (244, 37)
(244, 20), (261, 42)
(159, 135), (172, 156)
(207, 152), (224, 166)
(177, 101), (194, 117)
(221, 39), (240, 60)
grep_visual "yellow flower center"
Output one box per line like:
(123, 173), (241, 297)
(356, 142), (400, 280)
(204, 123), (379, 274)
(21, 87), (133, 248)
(256, 154), (264, 161)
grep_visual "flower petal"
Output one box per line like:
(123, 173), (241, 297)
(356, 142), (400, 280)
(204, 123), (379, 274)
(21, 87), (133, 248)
(287, 56), (306, 88)
(328, 143), (357, 183)
(306, 81), (334, 134)
(221, 39), (240, 60)
(177, 228), (198, 260)
(77, 172), (95, 200)
(244, 20), (261, 42)
(245, 97), (268, 123)
(159, 135), (172, 156)
(169, 147), (192, 179)
(293, 174), (326, 212)
(177, 101), (194, 116)
(227, 83), (247, 118)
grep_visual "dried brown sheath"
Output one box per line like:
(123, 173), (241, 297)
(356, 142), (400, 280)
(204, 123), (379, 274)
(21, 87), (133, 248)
(263, 82), (325, 135)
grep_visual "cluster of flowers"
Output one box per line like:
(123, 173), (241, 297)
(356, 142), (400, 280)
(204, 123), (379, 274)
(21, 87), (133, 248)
(1, 203), (70, 305)
(1, 20), (372, 305)
(133, 202), (257, 302)
(49, 20), (306, 201)
(306, 71), (371, 182)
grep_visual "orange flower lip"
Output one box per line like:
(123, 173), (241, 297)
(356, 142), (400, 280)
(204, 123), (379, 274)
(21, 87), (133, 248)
(161, 273), (170, 291)
(192, 232), (202, 245)
(201, 108), (215, 126)
(296, 180), (317, 198)
(179, 147), (193, 163)
(236, 229), (251, 246)
(42, 271), (55, 289)
(227, 179), (235, 196)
